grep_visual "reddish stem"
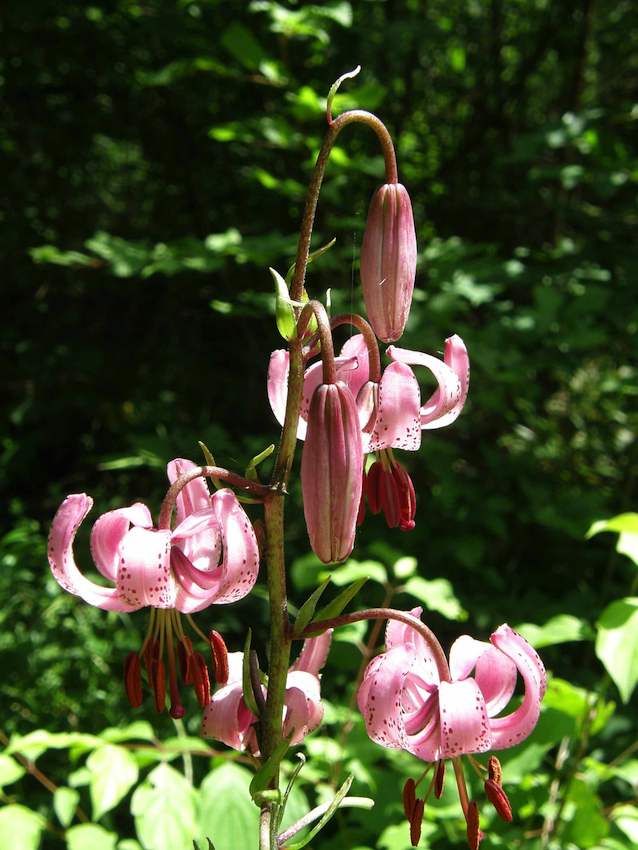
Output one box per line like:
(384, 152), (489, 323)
(297, 300), (336, 384)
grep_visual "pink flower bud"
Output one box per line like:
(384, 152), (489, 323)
(301, 382), (363, 563)
(360, 183), (417, 342)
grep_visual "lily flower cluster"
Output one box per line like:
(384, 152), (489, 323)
(46, 78), (546, 850)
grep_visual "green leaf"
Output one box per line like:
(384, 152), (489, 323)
(517, 614), (594, 648)
(596, 597), (638, 702)
(282, 775), (354, 850)
(131, 763), (199, 850)
(561, 779), (609, 847)
(67, 824), (117, 850)
(402, 576), (468, 621)
(241, 629), (261, 716)
(100, 722), (155, 743)
(87, 745), (139, 820)
(392, 556), (417, 579)
(588, 513), (638, 566)
(7, 730), (102, 760)
(245, 443), (275, 481)
(312, 578), (368, 625)
(271, 267), (296, 341)
(293, 578), (331, 636)
(54, 787), (80, 827)
(611, 804), (638, 843)
(0, 805), (45, 850)
(199, 763), (258, 850)
(249, 737), (289, 798)
(0, 754), (25, 787)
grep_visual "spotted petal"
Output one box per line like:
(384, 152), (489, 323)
(488, 625), (547, 750)
(386, 608), (441, 686)
(289, 631), (332, 676)
(369, 361), (421, 451)
(48, 494), (138, 612)
(115, 526), (175, 608)
(201, 654), (257, 751)
(439, 678), (492, 758)
(90, 503), (153, 582)
(357, 644), (414, 749)
(387, 336), (468, 429)
(284, 670), (324, 744)
(449, 635), (517, 717)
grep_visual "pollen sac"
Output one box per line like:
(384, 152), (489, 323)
(484, 778), (513, 822)
(124, 652), (143, 708)
(409, 798), (425, 847)
(465, 800), (482, 850)
(192, 652), (212, 707)
(301, 382), (363, 563)
(152, 658), (166, 713)
(360, 182), (417, 343)
(434, 760), (446, 799)
(402, 777), (417, 820)
(365, 456), (416, 531)
(209, 630), (230, 686)
(487, 755), (503, 785)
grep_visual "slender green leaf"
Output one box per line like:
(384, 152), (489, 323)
(282, 775), (354, 849)
(293, 578), (331, 636)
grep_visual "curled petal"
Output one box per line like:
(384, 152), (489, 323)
(385, 608), (440, 686)
(284, 670), (324, 744)
(338, 335), (372, 398)
(290, 631), (333, 676)
(357, 645), (413, 749)
(90, 502), (153, 582)
(211, 488), (260, 603)
(48, 495), (138, 612)
(200, 678), (257, 751)
(488, 625), (547, 750)
(430, 335), (470, 430)
(449, 635), (517, 717)
(439, 678), (491, 758)
(116, 527), (175, 608)
(387, 342), (465, 429)
(370, 361), (421, 452)
(171, 507), (222, 571)
(167, 458), (211, 524)
(267, 350), (302, 435)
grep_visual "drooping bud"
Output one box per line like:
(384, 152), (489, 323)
(301, 382), (363, 563)
(484, 779), (512, 822)
(124, 652), (143, 708)
(434, 760), (446, 799)
(360, 182), (417, 343)
(365, 454), (416, 531)
(465, 801), (482, 850)
(209, 630), (230, 686)
(410, 798), (425, 847)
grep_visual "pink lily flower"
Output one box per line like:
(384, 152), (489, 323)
(358, 607), (546, 760)
(267, 333), (469, 454)
(48, 458), (259, 716)
(357, 608), (546, 846)
(201, 631), (333, 754)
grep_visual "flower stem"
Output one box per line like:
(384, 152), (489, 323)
(302, 608), (451, 682)
(296, 300), (336, 384)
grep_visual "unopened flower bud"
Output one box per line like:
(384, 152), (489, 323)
(360, 182), (417, 343)
(301, 382), (363, 563)
(365, 455), (416, 531)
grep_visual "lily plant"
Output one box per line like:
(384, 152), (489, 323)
(48, 67), (546, 850)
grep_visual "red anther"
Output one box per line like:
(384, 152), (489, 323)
(487, 755), (502, 785)
(365, 456), (416, 531)
(409, 798), (425, 847)
(177, 636), (194, 684)
(143, 639), (159, 684)
(209, 630), (229, 686)
(356, 471), (367, 527)
(123, 652), (143, 708)
(484, 778), (512, 822)
(152, 658), (166, 713)
(192, 652), (211, 706)
(434, 760), (446, 799)
(465, 801), (482, 850)
(392, 461), (416, 532)
(402, 777), (417, 820)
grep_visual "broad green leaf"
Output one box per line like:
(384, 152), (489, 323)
(118, 841), (143, 850)
(0, 804), (45, 850)
(199, 763), (258, 850)
(293, 578), (331, 636)
(67, 824), (117, 850)
(7, 731), (102, 760)
(0, 754), (25, 787)
(378, 820), (436, 849)
(100, 722), (155, 743)
(87, 744), (139, 820)
(596, 597), (638, 702)
(393, 556), (417, 579)
(611, 804), (638, 843)
(517, 614), (594, 648)
(131, 763), (198, 850)
(588, 513), (638, 566)
(611, 759), (638, 789)
(402, 577), (468, 621)
(54, 787), (80, 827)
(561, 779), (609, 847)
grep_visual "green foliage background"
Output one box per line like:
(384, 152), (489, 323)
(2, 1), (637, 849)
